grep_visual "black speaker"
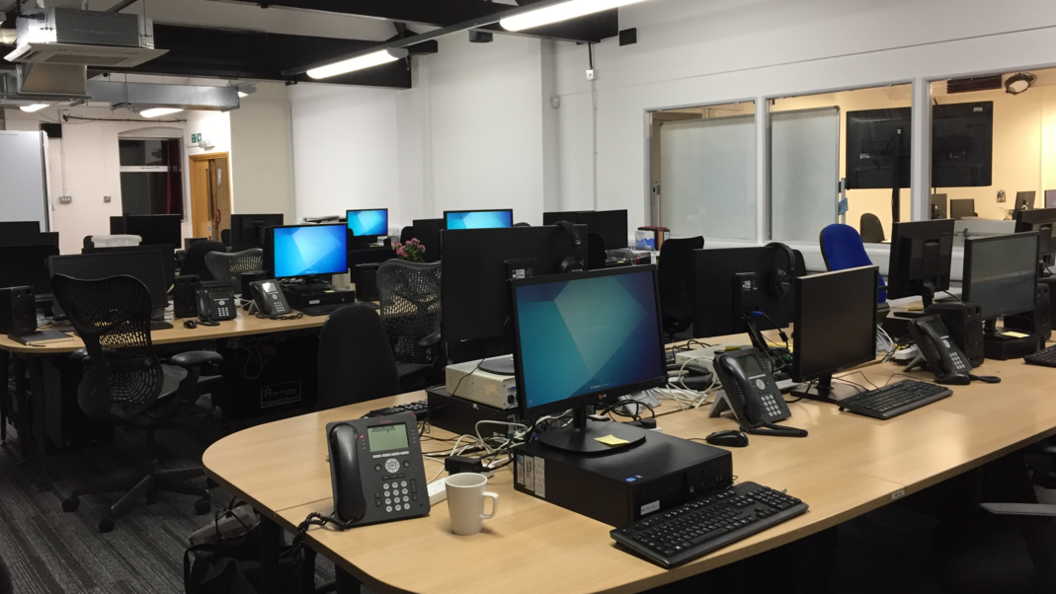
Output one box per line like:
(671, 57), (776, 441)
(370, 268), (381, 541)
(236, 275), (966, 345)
(241, 270), (268, 298)
(174, 275), (200, 319)
(0, 286), (37, 336)
(352, 264), (381, 303)
(1005, 284), (1052, 345)
(927, 301), (985, 367)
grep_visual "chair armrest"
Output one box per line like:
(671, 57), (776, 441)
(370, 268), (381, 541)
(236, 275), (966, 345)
(71, 348), (90, 364)
(169, 351), (224, 368)
(982, 503), (1056, 518)
(418, 330), (442, 349)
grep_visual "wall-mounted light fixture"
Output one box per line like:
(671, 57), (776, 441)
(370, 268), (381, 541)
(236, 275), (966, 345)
(1004, 72), (1035, 95)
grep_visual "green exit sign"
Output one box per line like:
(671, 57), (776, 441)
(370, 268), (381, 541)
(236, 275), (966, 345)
(191, 133), (201, 143)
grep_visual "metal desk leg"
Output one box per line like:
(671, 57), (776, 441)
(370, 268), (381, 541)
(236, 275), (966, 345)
(335, 569), (362, 594)
(257, 515), (282, 594)
(27, 356), (49, 489)
(11, 356), (28, 461)
(0, 349), (8, 445)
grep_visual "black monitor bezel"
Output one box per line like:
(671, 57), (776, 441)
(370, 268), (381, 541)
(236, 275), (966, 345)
(511, 264), (667, 420)
(1013, 207), (1056, 266)
(443, 209), (514, 230)
(230, 214), (284, 251)
(886, 219), (955, 301)
(963, 232), (1039, 320)
(1015, 191), (1036, 212)
(949, 199), (976, 220)
(48, 250), (169, 309)
(120, 214), (182, 248)
(792, 266), (879, 384)
(263, 223), (349, 280)
(345, 208), (390, 238)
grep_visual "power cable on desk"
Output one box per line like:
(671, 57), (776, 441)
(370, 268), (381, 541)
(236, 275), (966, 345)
(835, 370), (879, 391)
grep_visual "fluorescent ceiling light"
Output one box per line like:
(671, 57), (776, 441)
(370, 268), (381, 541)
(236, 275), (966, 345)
(500, 0), (649, 31)
(20, 103), (49, 113)
(238, 91), (249, 98)
(307, 48), (409, 80)
(140, 107), (184, 118)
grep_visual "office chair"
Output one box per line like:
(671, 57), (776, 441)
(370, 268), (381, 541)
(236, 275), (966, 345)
(181, 240), (226, 281)
(399, 226), (414, 243)
(376, 259), (443, 391)
(859, 213), (885, 243)
(83, 235), (93, 249)
(51, 274), (222, 533)
(658, 236), (704, 340)
(205, 248), (263, 289)
(819, 224), (887, 303)
(513, 222), (531, 227)
(317, 304), (401, 411)
(220, 228), (231, 247)
(587, 232), (607, 270)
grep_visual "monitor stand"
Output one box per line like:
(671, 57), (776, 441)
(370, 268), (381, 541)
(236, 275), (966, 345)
(537, 407), (647, 455)
(479, 355), (516, 376)
(791, 373), (862, 403)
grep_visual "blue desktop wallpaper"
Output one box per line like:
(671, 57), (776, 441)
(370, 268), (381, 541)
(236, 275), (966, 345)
(347, 209), (388, 237)
(446, 210), (513, 230)
(514, 271), (664, 411)
(273, 225), (347, 278)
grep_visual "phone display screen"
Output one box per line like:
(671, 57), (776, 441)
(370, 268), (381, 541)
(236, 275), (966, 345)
(262, 281), (279, 294)
(737, 353), (765, 377)
(367, 423), (409, 452)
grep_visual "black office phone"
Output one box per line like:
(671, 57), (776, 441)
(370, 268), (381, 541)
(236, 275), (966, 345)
(249, 279), (292, 318)
(196, 281), (237, 325)
(713, 348), (807, 438)
(326, 413), (430, 526)
(907, 315), (972, 384)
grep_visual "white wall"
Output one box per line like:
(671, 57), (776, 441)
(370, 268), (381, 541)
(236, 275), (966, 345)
(229, 83), (295, 221)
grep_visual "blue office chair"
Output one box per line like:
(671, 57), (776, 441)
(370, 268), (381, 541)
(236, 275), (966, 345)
(819, 224), (887, 303)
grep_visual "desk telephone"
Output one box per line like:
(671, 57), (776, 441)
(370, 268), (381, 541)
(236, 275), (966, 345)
(326, 413), (430, 526)
(249, 279), (292, 318)
(710, 348), (808, 438)
(195, 281), (237, 326)
(906, 316), (1000, 385)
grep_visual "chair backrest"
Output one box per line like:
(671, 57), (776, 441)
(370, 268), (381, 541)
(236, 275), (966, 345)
(860, 213), (885, 243)
(819, 223), (887, 302)
(182, 240), (226, 280)
(658, 236), (704, 332)
(220, 228), (231, 247)
(587, 232), (607, 270)
(51, 274), (165, 421)
(205, 248), (263, 288)
(400, 226), (414, 243)
(317, 304), (401, 410)
(376, 259), (442, 364)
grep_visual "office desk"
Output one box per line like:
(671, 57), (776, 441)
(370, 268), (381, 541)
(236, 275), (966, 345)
(201, 350), (1056, 594)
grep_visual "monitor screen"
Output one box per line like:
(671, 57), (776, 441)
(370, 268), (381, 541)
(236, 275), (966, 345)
(269, 224), (348, 279)
(0, 244), (59, 295)
(512, 266), (666, 418)
(346, 209), (389, 237)
(578, 210), (629, 250)
(1015, 191), (1036, 211)
(963, 233), (1038, 320)
(49, 250), (169, 309)
(1046, 190), (1056, 209)
(793, 266), (878, 384)
(929, 193), (947, 219)
(82, 244), (176, 293)
(950, 199), (976, 220)
(120, 214), (182, 248)
(444, 210), (513, 230)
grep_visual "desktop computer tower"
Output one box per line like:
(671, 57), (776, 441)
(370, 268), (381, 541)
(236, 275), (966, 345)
(1004, 284), (1052, 345)
(173, 275), (200, 319)
(927, 302), (985, 367)
(0, 286), (37, 336)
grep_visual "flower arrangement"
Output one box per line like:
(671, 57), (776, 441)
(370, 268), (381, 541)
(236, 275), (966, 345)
(393, 238), (426, 262)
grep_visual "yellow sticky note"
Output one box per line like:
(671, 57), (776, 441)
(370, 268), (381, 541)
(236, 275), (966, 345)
(908, 306), (925, 312)
(595, 434), (630, 447)
(1002, 331), (1030, 339)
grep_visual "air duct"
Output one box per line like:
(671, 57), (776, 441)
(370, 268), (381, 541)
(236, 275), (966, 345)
(86, 80), (240, 111)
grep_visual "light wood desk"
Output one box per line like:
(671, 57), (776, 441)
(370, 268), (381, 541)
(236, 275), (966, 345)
(202, 346), (1056, 594)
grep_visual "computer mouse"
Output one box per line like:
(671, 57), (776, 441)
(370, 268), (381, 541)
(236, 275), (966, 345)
(705, 430), (749, 448)
(183, 320), (197, 329)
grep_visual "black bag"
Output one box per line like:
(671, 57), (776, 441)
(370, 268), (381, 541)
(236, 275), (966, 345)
(184, 518), (316, 594)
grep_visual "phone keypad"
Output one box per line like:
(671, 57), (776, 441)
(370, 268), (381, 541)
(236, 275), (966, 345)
(760, 393), (783, 419)
(373, 462), (420, 514)
(215, 299), (232, 319)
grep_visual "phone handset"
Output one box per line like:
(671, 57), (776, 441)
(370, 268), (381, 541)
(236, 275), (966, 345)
(328, 423), (367, 524)
(907, 316), (975, 385)
(713, 350), (807, 438)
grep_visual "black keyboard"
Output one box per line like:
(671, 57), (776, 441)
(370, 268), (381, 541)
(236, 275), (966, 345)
(362, 400), (429, 421)
(1025, 344), (1056, 368)
(837, 379), (953, 420)
(150, 321), (174, 331)
(611, 482), (807, 568)
(298, 303), (348, 317)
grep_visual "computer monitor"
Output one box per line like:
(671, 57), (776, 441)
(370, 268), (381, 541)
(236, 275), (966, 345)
(83, 244), (176, 293)
(963, 232), (1039, 321)
(1046, 190), (1056, 209)
(49, 250), (169, 310)
(692, 245), (804, 341)
(1015, 191), (1036, 212)
(230, 214), (284, 251)
(512, 265), (667, 453)
(845, 108), (912, 190)
(0, 244), (59, 295)
(541, 210), (629, 250)
(264, 224), (348, 280)
(1013, 208), (1056, 268)
(115, 214), (182, 248)
(346, 209), (389, 240)
(886, 219), (955, 308)
(930, 193), (948, 219)
(950, 199), (976, 220)
(0, 221), (42, 245)
(792, 266), (879, 401)
(444, 209), (513, 230)
(411, 218), (444, 263)
(441, 225), (587, 370)
(542, 211), (580, 226)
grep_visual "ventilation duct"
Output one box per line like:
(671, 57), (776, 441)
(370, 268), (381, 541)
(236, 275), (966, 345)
(86, 80), (240, 112)
(946, 75), (1003, 95)
(4, 8), (166, 67)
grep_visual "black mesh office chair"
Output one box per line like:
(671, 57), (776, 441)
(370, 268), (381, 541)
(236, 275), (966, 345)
(860, 213), (885, 243)
(205, 248), (263, 289)
(399, 226), (414, 243)
(376, 260), (443, 391)
(181, 240), (226, 280)
(220, 228), (231, 247)
(51, 274), (223, 532)
(658, 236), (704, 340)
(317, 304), (401, 411)
(587, 232), (607, 270)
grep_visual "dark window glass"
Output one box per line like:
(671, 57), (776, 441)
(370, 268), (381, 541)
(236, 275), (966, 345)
(120, 172), (170, 215)
(119, 139), (168, 166)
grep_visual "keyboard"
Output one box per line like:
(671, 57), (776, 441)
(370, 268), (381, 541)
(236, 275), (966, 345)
(362, 399), (429, 421)
(1025, 344), (1056, 368)
(611, 482), (807, 568)
(837, 379), (953, 420)
(298, 303), (348, 317)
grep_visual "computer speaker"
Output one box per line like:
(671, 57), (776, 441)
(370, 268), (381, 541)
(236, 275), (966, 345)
(173, 275), (200, 319)
(0, 286), (37, 337)
(1004, 284), (1052, 345)
(241, 270), (268, 299)
(927, 301), (984, 368)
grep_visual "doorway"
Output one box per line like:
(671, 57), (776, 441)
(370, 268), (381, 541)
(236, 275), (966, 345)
(189, 153), (231, 242)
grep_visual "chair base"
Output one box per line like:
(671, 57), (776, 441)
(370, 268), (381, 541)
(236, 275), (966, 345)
(62, 461), (211, 533)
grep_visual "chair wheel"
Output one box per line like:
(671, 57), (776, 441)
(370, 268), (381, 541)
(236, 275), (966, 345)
(195, 499), (211, 515)
(98, 517), (115, 533)
(62, 497), (80, 513)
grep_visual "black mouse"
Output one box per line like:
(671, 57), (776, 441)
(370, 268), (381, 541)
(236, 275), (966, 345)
(183, 320), (197, 329)
(705, 430), (749, 448)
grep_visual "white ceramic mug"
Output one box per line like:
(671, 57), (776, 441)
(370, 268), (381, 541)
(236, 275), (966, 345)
(445, 473), (499, 536)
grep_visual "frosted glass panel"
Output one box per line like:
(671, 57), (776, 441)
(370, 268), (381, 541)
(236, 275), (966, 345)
(659, 115), (756, 240)
(0, 131), (48, 229)
(771, 108), (840, 242)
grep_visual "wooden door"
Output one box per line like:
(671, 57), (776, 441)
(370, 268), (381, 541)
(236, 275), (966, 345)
(212, 156), (231, 241)
(190, 158), (213, 238)
(189, 153), (231, 241)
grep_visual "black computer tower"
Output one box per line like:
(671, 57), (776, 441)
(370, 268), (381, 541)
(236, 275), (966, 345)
(0, 286), (37, 336)
(927, 301), (985, 367)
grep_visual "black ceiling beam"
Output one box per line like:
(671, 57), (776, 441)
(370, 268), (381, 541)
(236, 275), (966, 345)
(212, 0), (618, 44)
